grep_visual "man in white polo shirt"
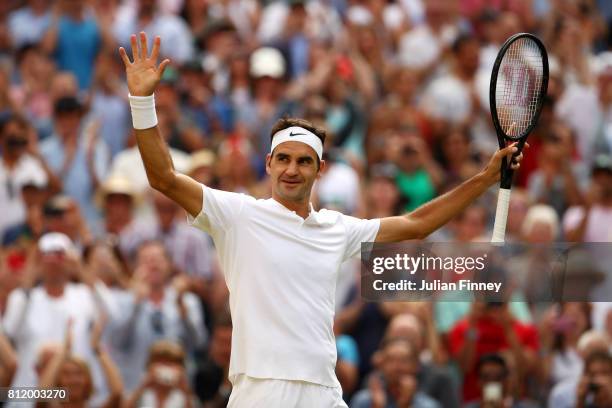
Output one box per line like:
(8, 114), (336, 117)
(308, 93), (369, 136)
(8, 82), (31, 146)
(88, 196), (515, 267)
(119, 32), (523, 407)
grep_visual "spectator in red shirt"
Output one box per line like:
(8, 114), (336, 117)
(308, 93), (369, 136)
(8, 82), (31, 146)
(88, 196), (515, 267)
(448, 302), (539, 402)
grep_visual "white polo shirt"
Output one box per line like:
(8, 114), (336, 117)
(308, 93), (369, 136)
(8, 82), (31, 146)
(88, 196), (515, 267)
(189, 185), (380, 387)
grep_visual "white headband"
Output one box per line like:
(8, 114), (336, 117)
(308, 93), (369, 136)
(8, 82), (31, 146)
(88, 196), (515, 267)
(270, 126), (323, 160)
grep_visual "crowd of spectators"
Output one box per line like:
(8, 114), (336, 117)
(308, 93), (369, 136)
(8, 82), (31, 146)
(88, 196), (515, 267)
(1, 0), (612, 406)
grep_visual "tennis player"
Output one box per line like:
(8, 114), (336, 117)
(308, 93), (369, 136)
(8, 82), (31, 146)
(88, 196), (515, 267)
(119, 33), (524, 407)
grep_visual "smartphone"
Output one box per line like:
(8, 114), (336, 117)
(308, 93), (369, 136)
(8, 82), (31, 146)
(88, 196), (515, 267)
(483, 382), (502, 402)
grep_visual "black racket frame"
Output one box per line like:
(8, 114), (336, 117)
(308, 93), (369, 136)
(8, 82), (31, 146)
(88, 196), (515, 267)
(489, 32), (549, 189)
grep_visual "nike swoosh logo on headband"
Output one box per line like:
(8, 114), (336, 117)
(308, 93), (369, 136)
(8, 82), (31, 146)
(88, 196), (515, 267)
(289, 131), (308, 137)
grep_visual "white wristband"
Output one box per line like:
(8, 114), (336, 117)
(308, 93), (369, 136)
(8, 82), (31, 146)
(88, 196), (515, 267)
(129, 94), (158, 130)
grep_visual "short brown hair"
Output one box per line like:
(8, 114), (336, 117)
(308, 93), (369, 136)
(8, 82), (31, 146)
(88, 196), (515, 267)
(269, 117), (326, 146)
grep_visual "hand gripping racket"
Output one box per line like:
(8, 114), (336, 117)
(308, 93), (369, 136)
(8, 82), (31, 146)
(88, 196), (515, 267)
(490, 33), (549, 243)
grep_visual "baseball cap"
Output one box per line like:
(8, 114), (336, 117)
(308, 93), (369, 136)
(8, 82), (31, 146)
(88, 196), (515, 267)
(250, 47), (285, 79)
(38, 232), (76, 255)
(43, 195), (72, 217)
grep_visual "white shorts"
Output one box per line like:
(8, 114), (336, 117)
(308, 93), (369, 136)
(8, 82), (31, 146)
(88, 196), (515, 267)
(227, 375), (349, 408)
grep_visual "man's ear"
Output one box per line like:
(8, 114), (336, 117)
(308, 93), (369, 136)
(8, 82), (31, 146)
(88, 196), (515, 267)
(316, 159), (326, 179)
(265, 153), (272, 176)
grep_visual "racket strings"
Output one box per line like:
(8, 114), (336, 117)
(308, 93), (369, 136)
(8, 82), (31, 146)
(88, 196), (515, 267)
(496, 37), (544, 139)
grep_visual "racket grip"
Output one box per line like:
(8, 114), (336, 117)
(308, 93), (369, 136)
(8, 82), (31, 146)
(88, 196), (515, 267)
(491, 188), (511, 244)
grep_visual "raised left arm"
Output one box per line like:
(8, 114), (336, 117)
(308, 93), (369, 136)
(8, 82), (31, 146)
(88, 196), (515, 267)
(376, 144), (522, 242)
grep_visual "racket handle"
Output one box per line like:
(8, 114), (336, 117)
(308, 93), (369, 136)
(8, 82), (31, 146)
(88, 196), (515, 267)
(491, 188), (511, 244)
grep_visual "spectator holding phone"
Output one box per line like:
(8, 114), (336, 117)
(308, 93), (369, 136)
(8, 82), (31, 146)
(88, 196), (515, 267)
(125, 340), (196, 408)
(576, 351), (612, 408)
(465, 353), (539, 408)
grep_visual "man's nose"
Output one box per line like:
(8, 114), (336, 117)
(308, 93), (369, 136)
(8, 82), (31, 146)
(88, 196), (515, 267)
(285, 160), (298, 175)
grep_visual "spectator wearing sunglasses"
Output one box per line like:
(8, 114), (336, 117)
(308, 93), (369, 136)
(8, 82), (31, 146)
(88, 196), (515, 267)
(109, 240), (206, 392)
(0, 113), (48, 240)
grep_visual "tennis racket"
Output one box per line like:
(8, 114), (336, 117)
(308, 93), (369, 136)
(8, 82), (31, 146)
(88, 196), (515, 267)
(490, 33), (549, 243)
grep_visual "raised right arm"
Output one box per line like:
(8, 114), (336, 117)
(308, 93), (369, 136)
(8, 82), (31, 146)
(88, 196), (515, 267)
(119, 32), (203, 217)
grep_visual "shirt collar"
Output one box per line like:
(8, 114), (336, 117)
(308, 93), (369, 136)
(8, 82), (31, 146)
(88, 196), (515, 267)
(267, 198), (330, 225)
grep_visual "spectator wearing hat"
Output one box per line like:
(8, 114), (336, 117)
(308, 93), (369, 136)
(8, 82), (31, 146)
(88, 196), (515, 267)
(187, 149), (217, 188)
(40, 97), (110, 233)
(97, 175), (139, 240)
(236, 46), (297, 168)
(2, 232), (118, 404)
(41, 194), (94, 251)
(564, 154), (612, 242)
(0, 114), (48, 239)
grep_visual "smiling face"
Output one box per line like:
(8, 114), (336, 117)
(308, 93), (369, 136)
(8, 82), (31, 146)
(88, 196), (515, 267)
(266, 141), (324, 205)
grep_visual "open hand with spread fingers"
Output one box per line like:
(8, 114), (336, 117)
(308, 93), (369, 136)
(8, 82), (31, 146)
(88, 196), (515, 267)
(118, 32), (170, 97)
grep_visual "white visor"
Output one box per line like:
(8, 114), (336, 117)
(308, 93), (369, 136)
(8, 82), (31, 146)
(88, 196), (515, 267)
(270, 126), (323, 160)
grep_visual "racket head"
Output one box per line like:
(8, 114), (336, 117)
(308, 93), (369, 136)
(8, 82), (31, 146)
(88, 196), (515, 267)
(490, 33), (549, 144)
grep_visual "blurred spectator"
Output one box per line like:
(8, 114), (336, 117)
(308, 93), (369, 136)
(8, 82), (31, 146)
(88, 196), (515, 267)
(7, 0), (51, 49)
(125, 340), (197, 408)
(350, 337), (441, 408)
(563, 154), (612, 242)
(2, 232), (118, 402)
(108, 133), (190, 197)
(575, 351), (612, 408)
(121, 189), (214, 282)
(40, 97), (110, 232)
(194, 308), (232, 407)
(521, 204), (560, 243)
(527, 123), (587, 216)
(548, 330), (612, 408)
(187, 149), (216, 187)
(197, 19), (240, 95)
(391, 133), (443, 212)
(156, 67), (206, 153)
(89, 51), (130, 158)
(108, 240), (206, 392)
(37, 317), (123, 408)
(539, 303), (592, 386)
(336, 331), (360, 401)
(384, 312), (460, 408)
(96, 175), (139, 241)
(448, 302), (539, 402)
(113, 0), (194, 64)
(0, 114), (48, 239)
(41, 0), (112, 90)
(464, 353), (539, 408)
(365, 164), (402, 219)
